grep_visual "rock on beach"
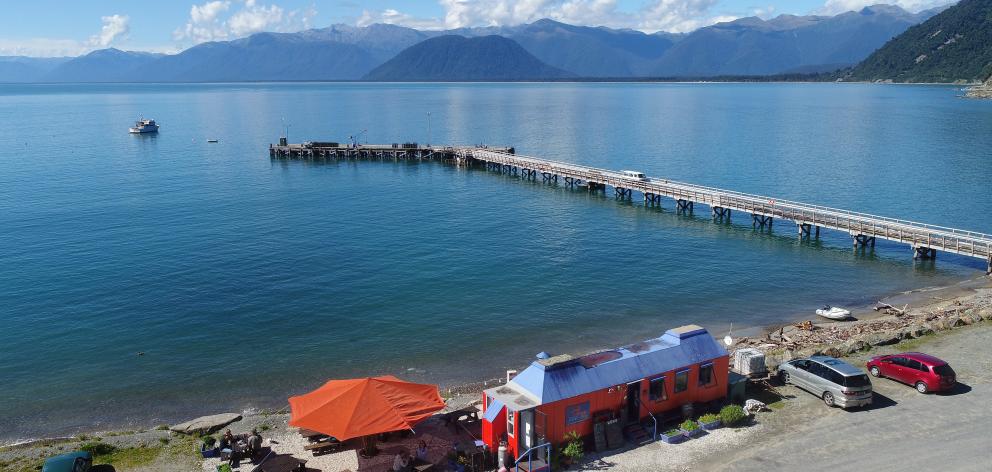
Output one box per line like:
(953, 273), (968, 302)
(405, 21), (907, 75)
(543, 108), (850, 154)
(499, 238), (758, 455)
(170, 413), (242, 435)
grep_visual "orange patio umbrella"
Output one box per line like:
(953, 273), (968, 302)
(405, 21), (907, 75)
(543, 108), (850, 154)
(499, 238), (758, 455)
(288, 375), (446, 441)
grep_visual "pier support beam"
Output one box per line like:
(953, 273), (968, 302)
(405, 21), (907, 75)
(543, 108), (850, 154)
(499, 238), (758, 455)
(542, 172), (558, 184)
(712, 206), (731, 220)
(853, 234), (876, 247)
(564, 176), (579, 187)
(615, 187), (632, 200)
(676, 199), (693, 215)
(913, 246), (936, 260)
(797, 223), (818, 239)
(644, 193), (663, 206)
(752, 214), (773, 229)
(587, 182), (606, 192)
(521, 168), (537, 180)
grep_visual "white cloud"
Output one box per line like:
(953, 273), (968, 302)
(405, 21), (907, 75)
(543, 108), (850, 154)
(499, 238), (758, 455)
(356, 9), (446, 30)
(356, 0), (735, 33)
(817, 0), (956, 15)
(88, 14), (130, 47)
(638, 0), (730, 33)
(437, 0), (626, 29)
(174, 0), (317, 44)
(1, 14), (136, 56)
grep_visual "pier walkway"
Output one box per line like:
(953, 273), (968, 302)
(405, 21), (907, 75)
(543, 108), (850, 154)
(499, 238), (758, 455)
(271, 142), (992, 274)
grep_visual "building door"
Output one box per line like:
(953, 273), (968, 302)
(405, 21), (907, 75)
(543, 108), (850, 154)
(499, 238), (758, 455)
(518, 409), (534, 456)
(534, 409), (548, 460)
(625, 381), (642, 424)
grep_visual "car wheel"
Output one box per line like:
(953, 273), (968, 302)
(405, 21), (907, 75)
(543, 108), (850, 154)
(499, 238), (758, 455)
(780, 371), (790, 385)
(869, 366), (881, 378)
(916, 381), (928, 394)
(822, 392), (835, 407)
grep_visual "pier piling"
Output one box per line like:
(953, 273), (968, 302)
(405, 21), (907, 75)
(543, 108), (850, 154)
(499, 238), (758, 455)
(270, 141), (992, 274)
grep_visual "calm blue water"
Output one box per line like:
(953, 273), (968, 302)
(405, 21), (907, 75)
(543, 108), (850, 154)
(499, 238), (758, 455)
(1, 83), (990, 442)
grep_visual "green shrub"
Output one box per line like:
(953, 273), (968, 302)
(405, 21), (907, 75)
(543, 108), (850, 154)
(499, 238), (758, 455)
(720, 405), (747, 427)
(679, 419), (699, 432)
(218, 464), (233, 472)
(202, 436), (216, 448)
(80, 442), (117, 456)
(662, 429), (681, 437)
(561, 431), (583, 459)
(699, 413), (720, 423)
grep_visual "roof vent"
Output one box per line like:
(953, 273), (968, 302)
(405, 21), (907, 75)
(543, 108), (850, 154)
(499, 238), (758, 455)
(536, 351), (550, 360)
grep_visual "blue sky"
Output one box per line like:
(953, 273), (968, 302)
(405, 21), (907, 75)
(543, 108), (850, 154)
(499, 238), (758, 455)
(0, 0), (955, 56)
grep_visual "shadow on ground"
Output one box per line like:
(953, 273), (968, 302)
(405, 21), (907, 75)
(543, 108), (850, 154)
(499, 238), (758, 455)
(937, 382), (972, 396)
(847, 392), (897, 412)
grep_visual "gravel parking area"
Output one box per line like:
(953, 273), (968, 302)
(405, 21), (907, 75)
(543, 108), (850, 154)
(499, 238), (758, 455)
(700, 323), (992, 471)
(574, 322), (992, 472)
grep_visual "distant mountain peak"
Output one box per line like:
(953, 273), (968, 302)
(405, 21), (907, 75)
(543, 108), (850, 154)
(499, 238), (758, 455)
(363, 34), (573, 81)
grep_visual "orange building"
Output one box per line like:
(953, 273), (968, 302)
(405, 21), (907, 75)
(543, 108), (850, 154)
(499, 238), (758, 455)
(481, 325), (729, 467)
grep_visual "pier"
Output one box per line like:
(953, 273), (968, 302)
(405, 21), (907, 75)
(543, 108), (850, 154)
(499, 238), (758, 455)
(271, 141), (992, 274)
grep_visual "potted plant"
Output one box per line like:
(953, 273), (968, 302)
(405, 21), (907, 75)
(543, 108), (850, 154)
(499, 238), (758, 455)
(560, 431), (583, 467)
(200, 436), (219, 458)
(659, 428), (685, 444)
(698, 413), (722, 431)
(679, 419), (702, 438)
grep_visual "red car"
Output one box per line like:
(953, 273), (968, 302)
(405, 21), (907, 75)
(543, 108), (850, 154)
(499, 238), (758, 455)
(866, 352), (956, 393)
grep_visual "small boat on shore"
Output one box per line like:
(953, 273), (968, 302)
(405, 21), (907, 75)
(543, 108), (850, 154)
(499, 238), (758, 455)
(129, 118), (159, 134)
(816, 305), (851, 320)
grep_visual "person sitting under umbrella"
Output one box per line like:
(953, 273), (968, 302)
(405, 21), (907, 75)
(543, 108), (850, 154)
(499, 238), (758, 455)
(393, 449), (413, 472)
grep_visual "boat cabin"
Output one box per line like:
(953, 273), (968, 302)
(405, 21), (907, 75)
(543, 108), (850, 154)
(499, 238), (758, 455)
(481, 325), (729, 463)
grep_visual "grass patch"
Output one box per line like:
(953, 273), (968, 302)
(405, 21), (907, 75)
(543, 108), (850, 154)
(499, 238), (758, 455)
(767, 400), (785, 410)
(95, 445), (163, 469)
(155, 424), (169, 431)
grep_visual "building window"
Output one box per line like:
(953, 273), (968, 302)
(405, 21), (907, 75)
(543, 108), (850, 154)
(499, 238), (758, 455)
(649, 377), (667, 401)
(507, 410), (514, 437)
(675, 369), (689, 393)
(698, 363), (714, 386)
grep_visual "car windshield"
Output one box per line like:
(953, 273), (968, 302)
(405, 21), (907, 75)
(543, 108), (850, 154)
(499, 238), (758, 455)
(934, 364), (955, 376)
(843, 374), (871, 388)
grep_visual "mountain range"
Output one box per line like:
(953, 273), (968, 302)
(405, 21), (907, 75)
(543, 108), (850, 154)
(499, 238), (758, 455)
(844, 0), (992, 82)
(0, 4), (949, 82)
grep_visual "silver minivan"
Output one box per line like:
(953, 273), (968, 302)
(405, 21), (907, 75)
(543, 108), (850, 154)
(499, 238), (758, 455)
(778, 356), (873, 408)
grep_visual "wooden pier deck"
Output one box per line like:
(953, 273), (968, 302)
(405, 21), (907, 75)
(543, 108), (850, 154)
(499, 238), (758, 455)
(271, 142), (992, 274)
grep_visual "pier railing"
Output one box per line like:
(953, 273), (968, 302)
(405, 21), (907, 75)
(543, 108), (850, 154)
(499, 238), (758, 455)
(270, 141), (991, 272)
(461, 148), (992, 267)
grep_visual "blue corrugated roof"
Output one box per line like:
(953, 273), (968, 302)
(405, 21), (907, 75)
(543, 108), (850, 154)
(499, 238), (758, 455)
(483, 398), (505, 422)
(509, 325), (727, 405)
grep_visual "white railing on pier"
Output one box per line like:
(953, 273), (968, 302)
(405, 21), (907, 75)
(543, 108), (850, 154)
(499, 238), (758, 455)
(460, 148), (992, 263)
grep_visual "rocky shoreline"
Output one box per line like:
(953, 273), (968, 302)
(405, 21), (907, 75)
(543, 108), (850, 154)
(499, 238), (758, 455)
(965, 77), (992, 98)
(3, 277), (990, 470)
(733, 280), (992, 371)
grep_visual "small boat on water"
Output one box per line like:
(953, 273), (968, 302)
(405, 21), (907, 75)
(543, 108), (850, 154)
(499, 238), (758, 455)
(129, 118), (159, 134)
(207, 139), (218, 143)
(816, 305), (851, 320)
